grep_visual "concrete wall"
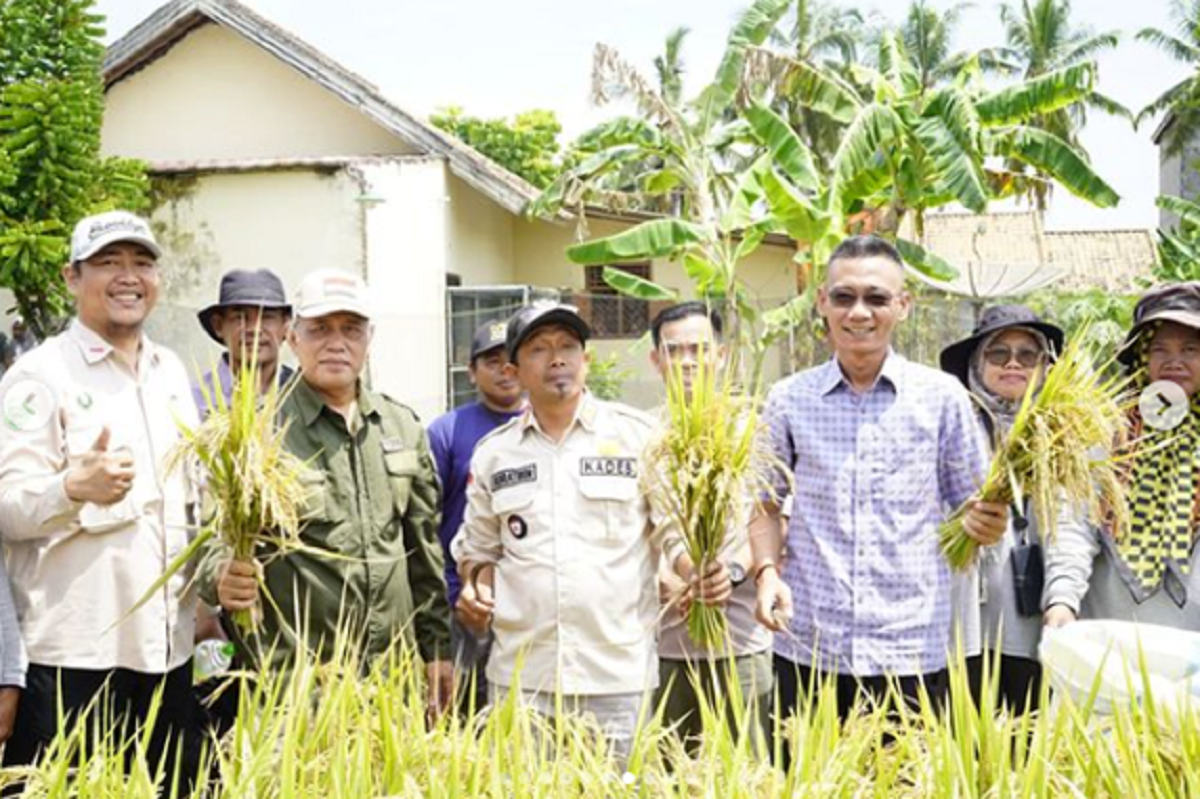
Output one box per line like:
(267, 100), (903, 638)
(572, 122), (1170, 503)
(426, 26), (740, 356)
(510, 216), (801, 410)
(102, 23), (418, 163)
(1161, 149), (1183, 230)
(1159, 127), (1200, 231)
(447, 173), (515, 286)
(143, 168), (363, 378)
(146, 162), (454, 420)
(360, 159), (451, 420)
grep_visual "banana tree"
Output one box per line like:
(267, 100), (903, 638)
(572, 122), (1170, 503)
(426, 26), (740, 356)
(531, 0), (839, 386)
(822, 31), (1119, 242)
(1155, 194), (1200, 281)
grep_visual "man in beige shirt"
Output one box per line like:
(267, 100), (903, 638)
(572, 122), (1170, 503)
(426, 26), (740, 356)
(0, 211), (200, 775)
(452, 303), (666, 761)
(649, 302), (773, 750)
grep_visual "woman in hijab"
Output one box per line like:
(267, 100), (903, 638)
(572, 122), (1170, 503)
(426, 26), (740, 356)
(1044, 283), (1200, 632)
(940, 304), (1065, 713)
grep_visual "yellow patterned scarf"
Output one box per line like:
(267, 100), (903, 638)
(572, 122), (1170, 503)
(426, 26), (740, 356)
(1117, 335), (1200, 590)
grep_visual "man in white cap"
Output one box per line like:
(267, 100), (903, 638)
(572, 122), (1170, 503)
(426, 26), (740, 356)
(0, 210), (201, 772)
(201, 269), (453, 715)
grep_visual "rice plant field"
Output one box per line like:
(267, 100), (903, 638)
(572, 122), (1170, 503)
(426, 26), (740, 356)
(4, 640), (1200, 799)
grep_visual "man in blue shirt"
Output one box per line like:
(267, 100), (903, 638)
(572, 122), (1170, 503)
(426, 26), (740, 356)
(751, 235), (1008, 726)
(427, 319), (522, 712)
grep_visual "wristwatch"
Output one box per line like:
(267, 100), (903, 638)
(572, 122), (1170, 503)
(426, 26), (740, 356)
(726, 560), (747, 587)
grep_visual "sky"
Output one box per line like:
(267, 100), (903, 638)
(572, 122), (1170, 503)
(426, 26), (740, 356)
(95, 0), (1187, 232)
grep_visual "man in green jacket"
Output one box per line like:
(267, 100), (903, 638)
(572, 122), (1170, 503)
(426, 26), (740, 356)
(200, 268), (452, 715)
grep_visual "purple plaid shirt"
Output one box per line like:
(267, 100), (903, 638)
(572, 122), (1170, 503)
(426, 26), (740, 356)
(767, 352), (988, 676)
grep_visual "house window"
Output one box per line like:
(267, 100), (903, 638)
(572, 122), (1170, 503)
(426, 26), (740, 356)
(583, 263), (651, 339)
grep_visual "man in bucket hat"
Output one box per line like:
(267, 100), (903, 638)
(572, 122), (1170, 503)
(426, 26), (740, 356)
(193, 269), (294, 416)
(200, 268), (453, 715)
(939, 304), (1066, 714)
(1045, 282), (1200, 632)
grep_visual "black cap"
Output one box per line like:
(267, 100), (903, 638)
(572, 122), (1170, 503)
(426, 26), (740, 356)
(506, 303), (591, 363)
(470, 318), (510, 361)
(1118, 282), (1200, 367)
(939, 304), (1064, 386)
(198, 269), (292, 343)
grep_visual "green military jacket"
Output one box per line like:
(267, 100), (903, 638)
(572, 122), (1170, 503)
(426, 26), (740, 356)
(198, 378), (450, 671)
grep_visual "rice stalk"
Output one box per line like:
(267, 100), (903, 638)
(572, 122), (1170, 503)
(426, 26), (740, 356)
(162, 344), (309, 634)
(643, 348), (785, 649)
(940, 323), (1133, 570)
(13, 617), (1200, 797)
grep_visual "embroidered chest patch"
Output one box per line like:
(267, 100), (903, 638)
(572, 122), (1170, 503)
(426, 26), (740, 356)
(492, 464), (537, 491)
(580, 457), (638, 478)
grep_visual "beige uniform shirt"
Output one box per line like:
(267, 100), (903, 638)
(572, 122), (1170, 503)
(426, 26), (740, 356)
(0, 321), (199, 673)
(452, 393), (666, 696)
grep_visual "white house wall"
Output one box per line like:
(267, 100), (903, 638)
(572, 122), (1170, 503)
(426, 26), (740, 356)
(446, 174), (515, 285)
(102, 23), (418, 163)
(143, 168), (363, 379)
(360, 159), (450, 420)
(511, 215), (801, 409)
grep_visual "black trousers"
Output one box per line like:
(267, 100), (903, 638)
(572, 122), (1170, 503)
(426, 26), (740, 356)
(965, 653), (1042, 715)
(774, 655), (949, 722)
(3, 660), (199, 786)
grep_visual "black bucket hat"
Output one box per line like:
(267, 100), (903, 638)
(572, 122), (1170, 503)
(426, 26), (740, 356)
(1117, 282), (1200, 367)
(197, 269), (292, 343)
(939, 304), (1065, 387)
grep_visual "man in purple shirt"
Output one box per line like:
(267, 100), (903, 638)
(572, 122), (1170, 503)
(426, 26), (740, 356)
(427, 319), (522, 712)
(751, 235), (1007, 728)
(192, 269), (294, 416)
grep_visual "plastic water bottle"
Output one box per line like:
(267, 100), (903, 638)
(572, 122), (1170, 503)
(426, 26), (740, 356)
(193, 639), (236, 684)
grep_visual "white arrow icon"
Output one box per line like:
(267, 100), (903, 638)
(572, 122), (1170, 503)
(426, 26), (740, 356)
(1139, 380), (1189, 431)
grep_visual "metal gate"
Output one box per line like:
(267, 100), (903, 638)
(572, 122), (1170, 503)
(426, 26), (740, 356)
(446, 285), (559, 409)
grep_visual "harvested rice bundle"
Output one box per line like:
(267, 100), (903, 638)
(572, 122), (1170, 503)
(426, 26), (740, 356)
(644, 352), (783, 648)
(940, 326), (1131, 570)
(133, 354), (308, 634)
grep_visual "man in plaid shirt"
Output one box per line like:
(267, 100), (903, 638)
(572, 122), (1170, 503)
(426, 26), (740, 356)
(751, 235), (1008, 727)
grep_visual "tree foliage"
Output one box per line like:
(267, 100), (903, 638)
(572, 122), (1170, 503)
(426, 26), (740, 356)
(754, 0), (867, 174)
(995, 0), (1127, 207)
(1137, 0), (1200, 156)
(533, 0), (820, 386)
(1154, 194), (1200, 281)
(430, 106), (563, 189)
(532, 0), (1122, 379)
(893, 0), (975, 91)
(0, 0), (148, 337)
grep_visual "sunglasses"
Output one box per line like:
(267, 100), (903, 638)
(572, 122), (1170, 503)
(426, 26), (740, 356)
(982, 345), (1043, 368)
(828, 289), (897, 309)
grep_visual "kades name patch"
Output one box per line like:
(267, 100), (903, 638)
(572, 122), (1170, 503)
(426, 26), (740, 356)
(492, 464), (537, 491)
(580, 457), (638, 478)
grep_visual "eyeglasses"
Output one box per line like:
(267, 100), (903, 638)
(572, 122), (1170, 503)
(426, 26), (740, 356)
(827, 289), (897, 309)
(982, 345), (1043, 368)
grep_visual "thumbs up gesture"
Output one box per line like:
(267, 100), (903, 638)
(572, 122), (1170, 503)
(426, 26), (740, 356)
(65, 425), (136, 505)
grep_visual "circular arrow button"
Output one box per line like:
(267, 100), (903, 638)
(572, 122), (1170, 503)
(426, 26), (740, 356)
(1139, 380), (1190, 431)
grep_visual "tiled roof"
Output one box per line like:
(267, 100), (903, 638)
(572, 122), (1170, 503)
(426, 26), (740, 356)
(903, 210), (1154, 296)
(1044, 229), (1157, 292)
(103, 0), (540, 214)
